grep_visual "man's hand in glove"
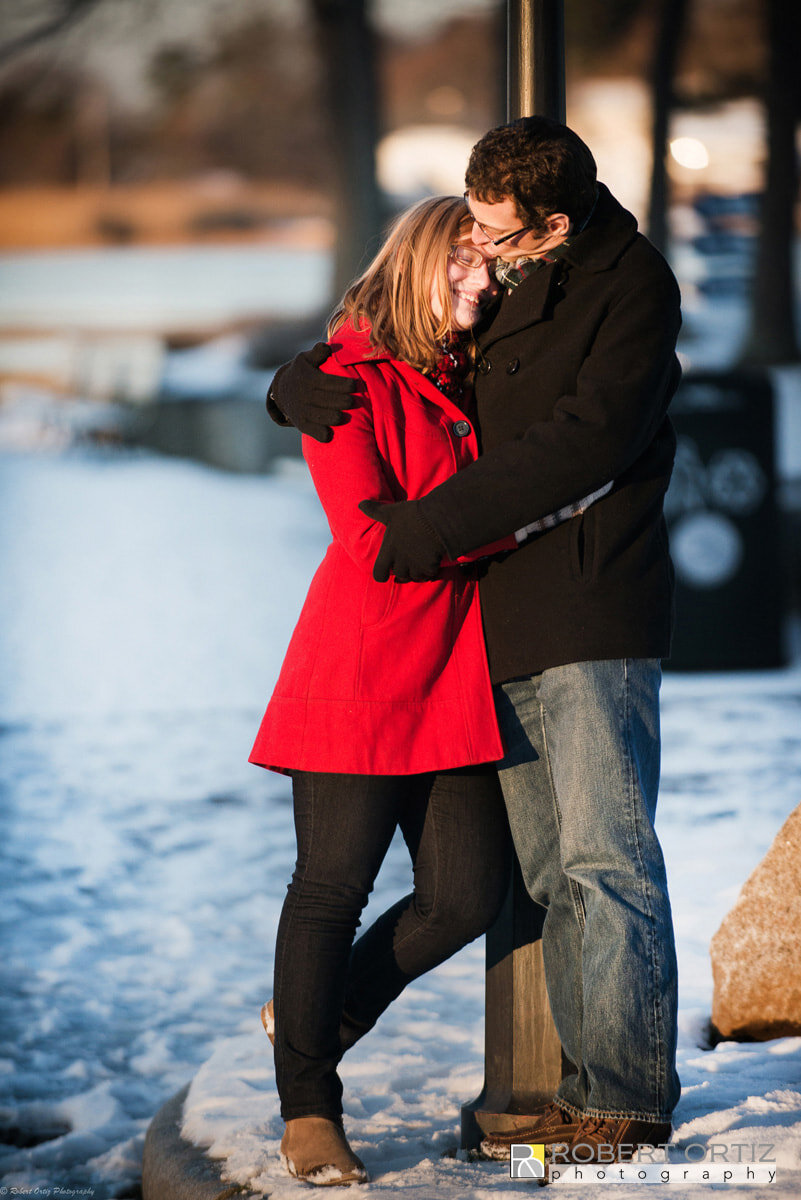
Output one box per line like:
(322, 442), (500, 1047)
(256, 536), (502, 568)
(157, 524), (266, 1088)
(267, 342), (360, 443)
(358, 499), (448, 583)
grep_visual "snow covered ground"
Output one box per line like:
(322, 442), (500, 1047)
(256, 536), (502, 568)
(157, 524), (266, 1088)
(0, 445), (799, 1199)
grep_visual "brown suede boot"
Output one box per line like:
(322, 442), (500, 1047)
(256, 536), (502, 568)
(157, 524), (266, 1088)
(280, 1117), (369, 1186)
(558, 1114), (672, 1164)
(478, 1102), (581, 1160)
(260, 998), (275, 1046)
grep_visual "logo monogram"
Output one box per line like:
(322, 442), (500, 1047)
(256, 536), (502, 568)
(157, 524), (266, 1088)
(510, 1143), (546, 1179)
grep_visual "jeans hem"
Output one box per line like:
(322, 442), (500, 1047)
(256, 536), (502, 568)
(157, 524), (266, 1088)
(280, 1105), (344, 1123)
(557, 1097), (674, 1124)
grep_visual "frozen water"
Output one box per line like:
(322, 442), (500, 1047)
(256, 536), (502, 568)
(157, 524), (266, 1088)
(1, 446), (800, 1198)
(0, 245), (331, 331)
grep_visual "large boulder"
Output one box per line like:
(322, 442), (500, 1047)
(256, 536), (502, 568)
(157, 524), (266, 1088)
(711, 804), (801, 1041)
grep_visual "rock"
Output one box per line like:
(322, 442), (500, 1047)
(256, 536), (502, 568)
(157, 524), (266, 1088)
(711, 804), (801, 1041)
(142, 1083), (258, 1200)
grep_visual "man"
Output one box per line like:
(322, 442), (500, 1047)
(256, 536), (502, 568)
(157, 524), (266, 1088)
(268, 117), (682, 1165)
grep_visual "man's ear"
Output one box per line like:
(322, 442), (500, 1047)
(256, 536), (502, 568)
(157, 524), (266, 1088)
(547, 212), (572, 239)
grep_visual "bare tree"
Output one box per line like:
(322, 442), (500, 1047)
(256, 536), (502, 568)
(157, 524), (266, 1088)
(646, 0), (690, 255)
(0, 0), (103, 66)
(309, 0), (384, 299)
(738, 0), (801, 365)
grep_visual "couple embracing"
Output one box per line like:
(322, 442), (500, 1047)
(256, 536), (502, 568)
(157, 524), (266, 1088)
(249, 115), (682, 1185)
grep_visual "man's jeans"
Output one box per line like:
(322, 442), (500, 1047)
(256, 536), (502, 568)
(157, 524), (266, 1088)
(495, 659), (680, 1122)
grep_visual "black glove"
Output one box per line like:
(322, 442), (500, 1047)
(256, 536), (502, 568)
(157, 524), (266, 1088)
(358, 499), (448, 583)
(266, 342), (360, 443)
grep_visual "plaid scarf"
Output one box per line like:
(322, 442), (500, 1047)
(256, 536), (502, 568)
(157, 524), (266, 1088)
(494, 190), (599, 293)
(514, 480), (614, 544)
(426, 335), (472, 404)
(494, 236), (575, 293)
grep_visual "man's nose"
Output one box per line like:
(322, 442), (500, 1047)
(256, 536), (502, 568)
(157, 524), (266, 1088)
(471, 220), (491, 247)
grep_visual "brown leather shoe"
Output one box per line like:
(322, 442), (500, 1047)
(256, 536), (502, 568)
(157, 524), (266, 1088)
(260, 998), (275, 1046)
(280, 1116), (369, 1186)
(558, 1115), (672, 1164)
(479, 1102), (581, 1161)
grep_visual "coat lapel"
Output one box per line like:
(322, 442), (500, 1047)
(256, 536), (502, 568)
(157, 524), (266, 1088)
(392, 359), (475, 425)
(478, 260), (558, 351)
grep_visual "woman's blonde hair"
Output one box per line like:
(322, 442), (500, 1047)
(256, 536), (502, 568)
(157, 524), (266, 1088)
(327, 195), (472, 374)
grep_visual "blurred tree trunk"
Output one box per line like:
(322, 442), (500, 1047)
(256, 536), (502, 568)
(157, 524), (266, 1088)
(738, 0), (801, 366)
(75, 81), (111, 186)
(310, 0), (384, 302)
(646, 0), (689, 254)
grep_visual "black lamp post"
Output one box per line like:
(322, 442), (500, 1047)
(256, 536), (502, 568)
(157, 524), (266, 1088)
(460, 0), (567, 1150)
(506, 0), (565, 122)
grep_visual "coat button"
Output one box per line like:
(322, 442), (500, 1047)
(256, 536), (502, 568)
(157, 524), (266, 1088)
(452, 420), (471, 438)
(506, 358), (520, 374)
(477, 359), (492, 374)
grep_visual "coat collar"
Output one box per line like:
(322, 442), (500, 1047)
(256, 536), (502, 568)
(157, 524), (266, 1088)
(328, 319), (390, 366)
(327, 319), (474, 425)
(559, 182), (639, 274)
(477, 183), (639, 350)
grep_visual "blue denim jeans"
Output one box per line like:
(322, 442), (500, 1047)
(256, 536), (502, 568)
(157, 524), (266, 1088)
(495, 659), (680, 1122)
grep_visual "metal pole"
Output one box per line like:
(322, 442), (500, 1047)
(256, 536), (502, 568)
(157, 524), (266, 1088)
(461, 866), (566, 1148)
(507, 0), (565, 122)
(461, 0), (567, 1150)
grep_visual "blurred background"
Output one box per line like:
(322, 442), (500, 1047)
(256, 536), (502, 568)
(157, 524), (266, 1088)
(0, 0), (799, 654)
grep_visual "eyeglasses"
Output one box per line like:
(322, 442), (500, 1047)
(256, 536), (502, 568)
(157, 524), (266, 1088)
(463, 192), (534, 246)
(448, 242), (491, 269)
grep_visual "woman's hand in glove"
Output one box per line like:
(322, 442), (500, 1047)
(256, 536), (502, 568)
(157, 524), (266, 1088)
(358, 499), (447, 583)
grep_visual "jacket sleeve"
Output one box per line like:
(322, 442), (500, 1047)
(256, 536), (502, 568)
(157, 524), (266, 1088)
(303, 361), (517, 576)
(301, 380), (395, 575)
(417, 261), (682, 558)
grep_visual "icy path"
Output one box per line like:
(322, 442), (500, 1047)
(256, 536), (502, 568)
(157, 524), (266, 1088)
(0, 448), (799, 1198)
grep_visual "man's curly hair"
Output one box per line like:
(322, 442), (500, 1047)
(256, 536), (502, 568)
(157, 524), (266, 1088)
(465, 116), (598, 235)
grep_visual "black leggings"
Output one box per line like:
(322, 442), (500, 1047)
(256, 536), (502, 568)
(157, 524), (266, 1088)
(273, 766), (511, 1120)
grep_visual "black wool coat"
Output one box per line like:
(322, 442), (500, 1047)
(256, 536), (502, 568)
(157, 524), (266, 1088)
(420, 183), (682, 683)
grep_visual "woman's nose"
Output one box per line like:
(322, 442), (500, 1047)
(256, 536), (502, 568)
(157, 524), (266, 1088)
(470, 259), (492, 288)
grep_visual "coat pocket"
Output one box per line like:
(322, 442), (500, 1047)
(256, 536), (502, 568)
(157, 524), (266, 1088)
(568, 510), (597, 582)
(360, 575), (397, 627)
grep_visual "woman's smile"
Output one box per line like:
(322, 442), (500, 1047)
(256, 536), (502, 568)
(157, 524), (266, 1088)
(433, 244), (498, 330)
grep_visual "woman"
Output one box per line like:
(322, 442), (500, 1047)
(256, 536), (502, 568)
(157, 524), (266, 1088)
(249, 196), (514, 1186)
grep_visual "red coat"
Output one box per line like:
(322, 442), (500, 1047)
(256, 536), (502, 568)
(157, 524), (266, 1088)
(248, 321), (515, 776)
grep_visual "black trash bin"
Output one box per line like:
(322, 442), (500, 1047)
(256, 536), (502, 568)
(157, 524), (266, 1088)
(664, 369), (785, 670)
